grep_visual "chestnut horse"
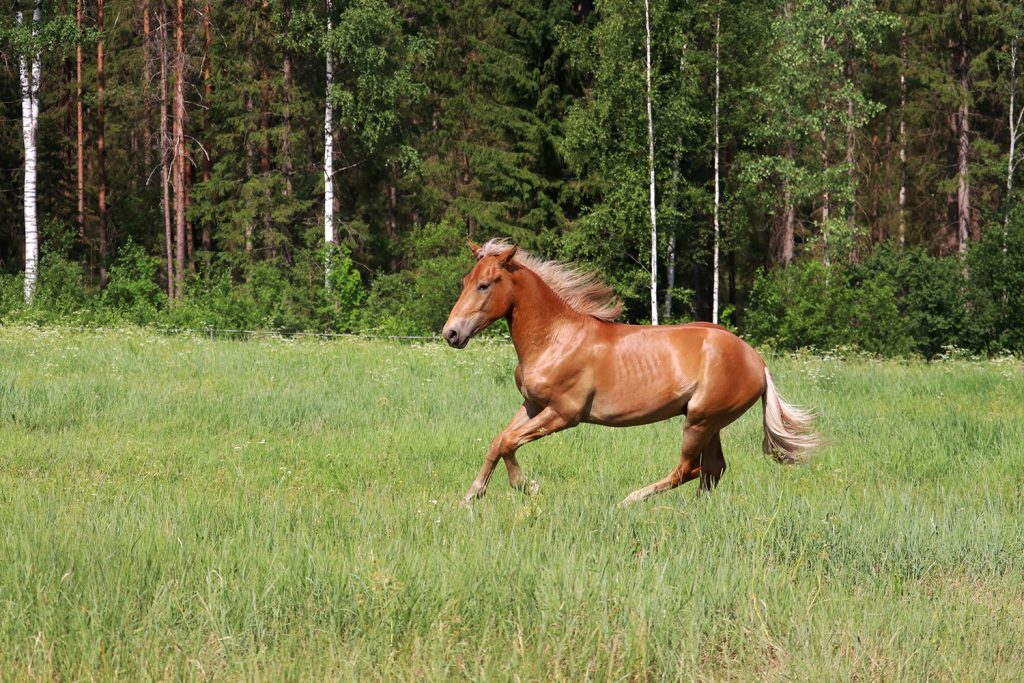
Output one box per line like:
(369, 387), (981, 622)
(443, 240), (819, 507)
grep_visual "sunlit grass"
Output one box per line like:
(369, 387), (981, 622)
(0, 326), (1022, 680)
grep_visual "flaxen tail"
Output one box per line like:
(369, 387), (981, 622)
(761, 368), (821, 464)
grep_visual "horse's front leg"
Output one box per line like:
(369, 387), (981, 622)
(461, 404), (571, 506)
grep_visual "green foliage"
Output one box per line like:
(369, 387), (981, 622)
(967, 206), (1024, 352)
(318, 244), (365, 332)
(0, 274), (25, 320)
(561, 0), (707, 319)
(859, 243), (971, 356)
(745, 236), (1024, 357)
(153, 245), (366, 334)
(2, 0), (1024, 356)
(102, 240), (165, 324)
(362, 221), (473, 336)
(30, 254), (91, 319)
(746, 259), (910, 355)
(327, 0), (428, 158)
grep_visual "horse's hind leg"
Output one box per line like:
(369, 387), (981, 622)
(503, 453), (538, 495)
(699, 431), (726, 492)
(619, 416), (712, 507)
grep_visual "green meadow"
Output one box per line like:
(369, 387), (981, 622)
(0, 326), (1022, 681)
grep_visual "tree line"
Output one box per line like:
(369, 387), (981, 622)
(1, 0), (1022, 354)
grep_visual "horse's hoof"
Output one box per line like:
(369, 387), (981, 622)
(527, 480), (540, 496)
(617, 493), (640, 508)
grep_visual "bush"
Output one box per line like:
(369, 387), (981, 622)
(361, 221), (473, 336)
(3, 255), (97, 325)
(857, 243), (970, 357)
(746, 259), (910, 354)
(103, 239), (166, 324)
(967, 207), (1024, 353)
(315, 244), (365, 332)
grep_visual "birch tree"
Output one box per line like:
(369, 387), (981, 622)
(322, 0), (425, 284)
(562, 0), (700, 319)
(711, 11), (720, 324)
(643, 0), (658, 324)
(324, 0), (334, 284)
(15, 0), (41, 303)
(76, 0), (84, 245)
(1005, 7), (1024, 230)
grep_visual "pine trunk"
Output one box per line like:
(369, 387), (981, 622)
(98, 0), (109, 288)
(280, 0), (294, 200)
(173, 0), (187, 298)
(955, 3), (972, 253)
(143, 6), (152, 170)
(773, 137), (796, 268)
(160, 0), (174, 299)
(844, 4), (857, 240)
(201, 0), (213, 252)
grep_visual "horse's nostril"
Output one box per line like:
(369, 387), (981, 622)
(444, 328), (458, 344)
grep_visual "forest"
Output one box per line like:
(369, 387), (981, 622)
(1, 0), (1023, 355)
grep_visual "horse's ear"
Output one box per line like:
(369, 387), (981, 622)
(500, 245), (518, 266)
(467, 240), (482, 259)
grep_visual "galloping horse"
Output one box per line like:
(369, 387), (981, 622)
(443, 240), (820, 507)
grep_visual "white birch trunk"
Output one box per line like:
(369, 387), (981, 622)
(643, 0), (658, 325)
(898, 51), (907, 248)
(1006, 37), (1021, 235)
(323, 0), (335, 287)
(712, 13), (720, 325)
(17, 0), (41, 304)
(662, 44), (686, 322)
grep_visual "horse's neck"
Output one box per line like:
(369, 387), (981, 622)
(507, 267), (578, 363)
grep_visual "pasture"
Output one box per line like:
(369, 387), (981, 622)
(1, 326), (1022, 681)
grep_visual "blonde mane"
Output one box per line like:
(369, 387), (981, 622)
(477, 239), (622, 322)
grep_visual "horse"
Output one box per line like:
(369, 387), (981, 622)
(442, 239), (820, 507)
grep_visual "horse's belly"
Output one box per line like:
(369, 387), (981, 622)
(583, 344), (697, 426)
(585, 383), (691, 427)
(585, 402), (686, 427)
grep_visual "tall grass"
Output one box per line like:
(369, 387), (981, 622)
(0, 327), (1021, 680)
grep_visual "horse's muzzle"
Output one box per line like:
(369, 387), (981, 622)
(443, 326), (469, 349)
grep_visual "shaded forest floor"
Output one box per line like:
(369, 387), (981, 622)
(1, 327), (1022, 680)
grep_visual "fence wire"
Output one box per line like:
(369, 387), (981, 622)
(47, 324), (514, 344)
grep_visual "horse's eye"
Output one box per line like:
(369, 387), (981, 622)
(477, 282), (490, 292)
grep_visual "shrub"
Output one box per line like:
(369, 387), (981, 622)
(361, 221), (473, 336)
(856, 243), (969, 357)
(315, 244), (365, 332)
(103, 239), (166, 324)
(967, 207), (1024, 353)
(746, 259), (911, 354)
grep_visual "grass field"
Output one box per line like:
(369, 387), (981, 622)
(1, 326), (1022, 681)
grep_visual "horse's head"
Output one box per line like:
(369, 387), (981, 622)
(442, 241), (518, 349)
